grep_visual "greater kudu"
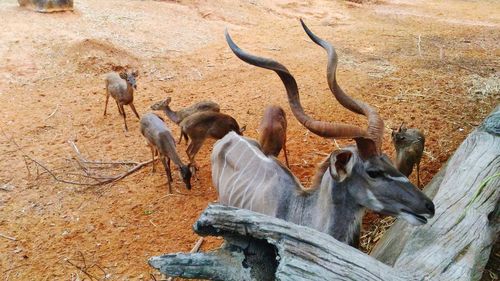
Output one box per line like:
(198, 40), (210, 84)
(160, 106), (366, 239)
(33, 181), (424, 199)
(212, 22), (435, 248)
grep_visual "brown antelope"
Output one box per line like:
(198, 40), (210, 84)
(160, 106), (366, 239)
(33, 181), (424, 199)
(150, 97), (220, 144)
(104, 70), (140, 131)
(140, 113), (192, 193)
(392, 123), (425, 187)
(212, 22), (434, 248)
(259, 105), (290, 168)
(180, 111), (244, 165)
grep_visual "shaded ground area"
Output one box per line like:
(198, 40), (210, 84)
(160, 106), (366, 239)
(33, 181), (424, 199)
(0, 0), (498, 280)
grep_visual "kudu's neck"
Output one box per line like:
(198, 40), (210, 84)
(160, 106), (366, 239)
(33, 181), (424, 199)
(297, 171), (365, 247)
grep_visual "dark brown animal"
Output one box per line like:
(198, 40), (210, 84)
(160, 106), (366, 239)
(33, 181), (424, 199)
(104, 71), (140, 131)
(150, 97), (220, 144)
(259, 105), (289, 168)
(180, 111), (244, 164)
(392, 123), (425, 186)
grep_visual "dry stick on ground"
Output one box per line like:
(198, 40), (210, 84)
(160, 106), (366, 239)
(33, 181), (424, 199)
(0, 232), (16, 241)
(19, 140), (155, 187)
(65, 251), (108, 281)
(34, 156), (154, 186)
(44, 104), (59, 121)
(68, 140), (140, 166)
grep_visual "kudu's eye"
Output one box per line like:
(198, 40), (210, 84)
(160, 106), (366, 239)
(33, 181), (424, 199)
(367, 170), (384, 178)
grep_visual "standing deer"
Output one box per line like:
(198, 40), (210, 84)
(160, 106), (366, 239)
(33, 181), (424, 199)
(180, 111), (244, 165)
(104, 70), (140, 131)
(392, 123), (425, 187)
(140, 113), (192, 193)
(150, 97), (220, 144)
(259, 105), (290, 168)
(212, 22), (434, 248)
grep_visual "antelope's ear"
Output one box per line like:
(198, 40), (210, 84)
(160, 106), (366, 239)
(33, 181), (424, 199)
(119, 72), (127, 79)
(132, 70), (139, 77)
(329, 150), (354, 182)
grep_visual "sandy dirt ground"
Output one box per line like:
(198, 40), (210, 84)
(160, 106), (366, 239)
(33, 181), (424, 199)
(0, 0), (498, 280)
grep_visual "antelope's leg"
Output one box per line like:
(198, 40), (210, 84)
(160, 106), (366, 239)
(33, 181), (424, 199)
(160, 156), (172, 194)
(130, 103), (140, 119)
(151, 147), (156, 174)
(188, 140), (204, 165)
(178, 131), (183, 144)
(121, 105), (128, 131)
(166, 158), (173, 182)
(104, 89), (110, 116)
(116, 100), (123, 116)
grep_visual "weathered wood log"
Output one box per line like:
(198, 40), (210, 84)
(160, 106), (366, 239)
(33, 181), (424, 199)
(149, 204), (421, 281)
(372, 106), (500, 281)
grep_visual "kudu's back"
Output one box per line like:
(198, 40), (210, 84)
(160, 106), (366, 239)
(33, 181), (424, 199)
(212, 132), (296, 216)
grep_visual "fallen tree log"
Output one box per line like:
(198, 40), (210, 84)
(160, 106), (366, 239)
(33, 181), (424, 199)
(149, 204), (420, 281)
(149, 107), (499, 280)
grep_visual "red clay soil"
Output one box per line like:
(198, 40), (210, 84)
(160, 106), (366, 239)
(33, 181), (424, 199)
(0, 0), (498, 280)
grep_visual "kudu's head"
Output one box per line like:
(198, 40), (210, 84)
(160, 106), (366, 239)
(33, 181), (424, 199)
(119, 70), (138, 90)
(150, 97), (172, 111)
(225, 21), (435, 225)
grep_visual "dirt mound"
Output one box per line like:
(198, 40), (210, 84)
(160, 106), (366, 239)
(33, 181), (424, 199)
(65, 39), (139, 74)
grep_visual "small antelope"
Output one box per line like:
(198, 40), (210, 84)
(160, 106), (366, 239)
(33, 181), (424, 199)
(213, 21), (435, 247)
(392, 123), (425, 187)
(104, 70), (140, 131)
(140, 113), (192, 193)
(180, 111), (244, 164)
(259, 105), (290, 168)
(150, 97), (220, 144)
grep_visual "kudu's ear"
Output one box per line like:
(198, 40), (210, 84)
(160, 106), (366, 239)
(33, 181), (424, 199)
(119, 72), (127, 79)
(132, 70), (139, 77)
(329, 150), (355, 182)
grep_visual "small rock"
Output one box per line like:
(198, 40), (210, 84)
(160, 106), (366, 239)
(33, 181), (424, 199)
(0, 184), (15, 191)
(85, 224), (95, 233)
